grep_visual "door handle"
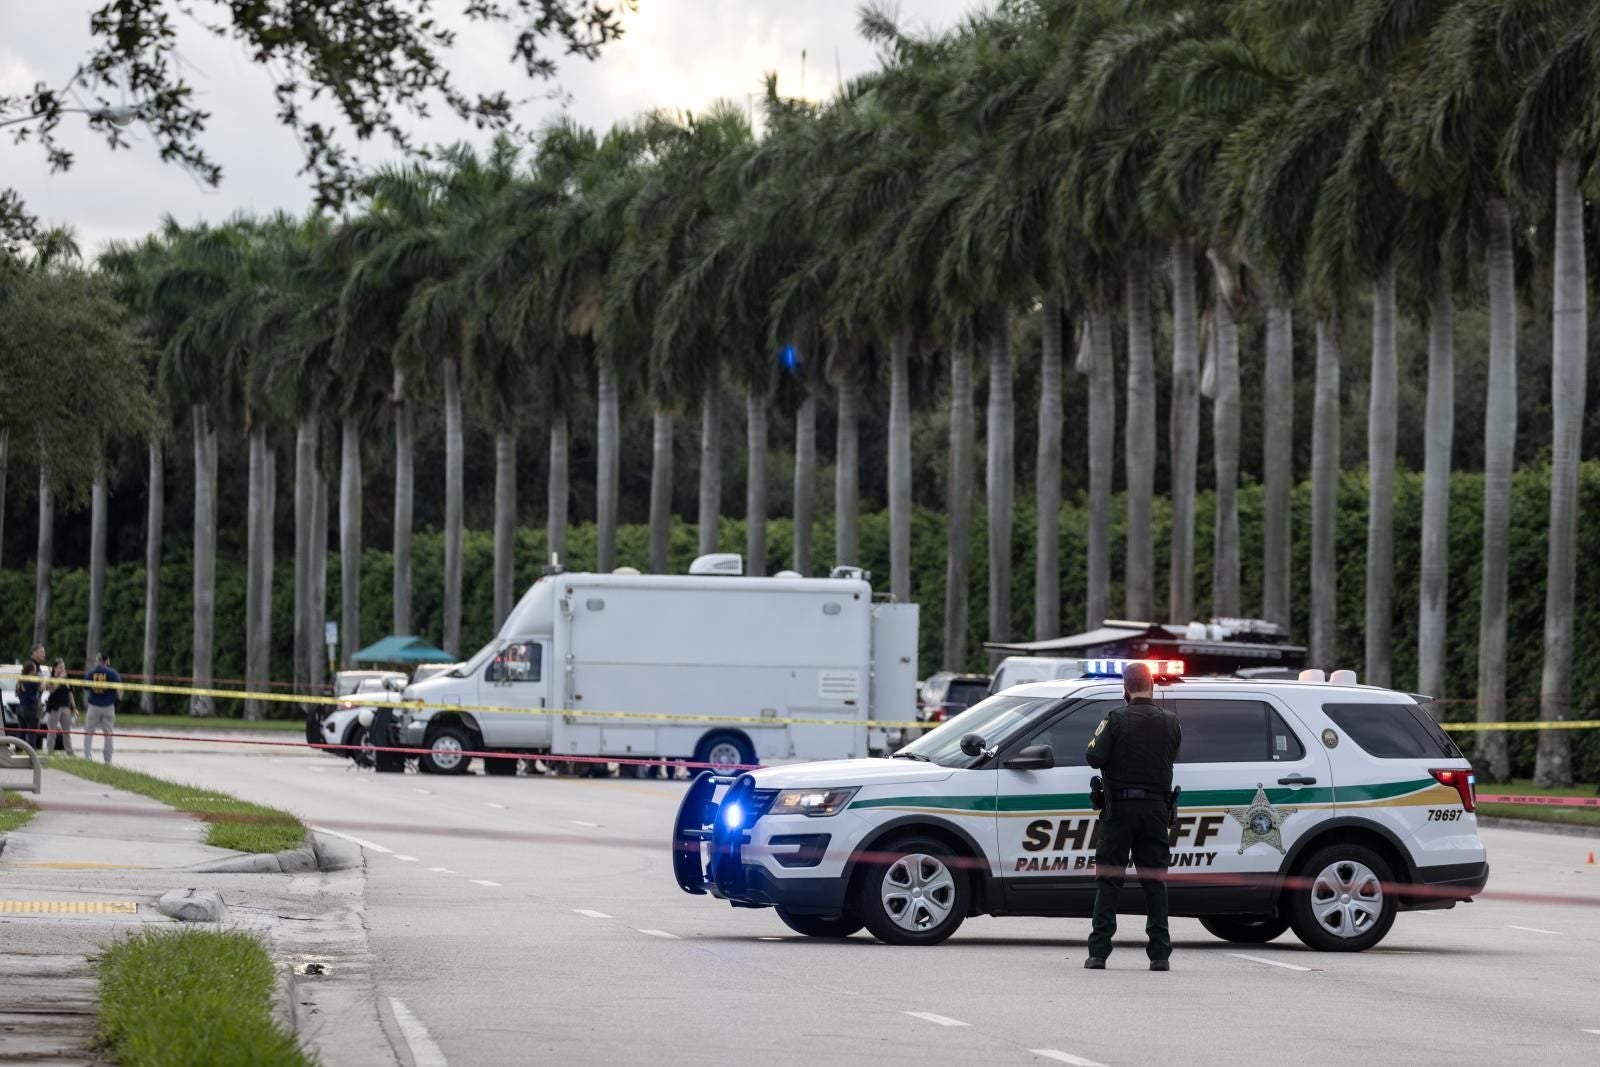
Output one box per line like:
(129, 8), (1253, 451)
(1277, 775), (1317, 786)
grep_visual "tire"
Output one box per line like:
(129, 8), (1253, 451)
(1287, 843), (1398, 952)
(483, 755), (519, 777)
(855, 835), (968, 946)
(775, 908), (863, 939)
(693, 732), (755, 773)
(345, 723), (375, 769)
(1199, 915), (1290, 944)
(419, 725), (473, 776)
(521, 759), (547, 776)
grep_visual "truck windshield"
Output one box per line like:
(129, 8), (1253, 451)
(449, 642), (499, 679)
(896, 694), (1060, 767)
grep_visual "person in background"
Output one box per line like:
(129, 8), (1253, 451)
(45, 658), (77, 755)
(15, 644), (46, 751)
(84, 653), (120, 764)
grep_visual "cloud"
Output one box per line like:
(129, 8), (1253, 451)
(3, 1), (971, 258)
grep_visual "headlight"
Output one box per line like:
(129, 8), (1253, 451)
(770, 787), (859, 817)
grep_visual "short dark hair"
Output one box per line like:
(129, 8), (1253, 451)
(1123, 661), (1154, 696)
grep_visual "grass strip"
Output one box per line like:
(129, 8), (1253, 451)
(124, 714), (304, 732)
(48, 758), (305, 853)
(97, 928), (311, 1067)
(1, 789), (37, 833)
(1478, 778), (1600, 829)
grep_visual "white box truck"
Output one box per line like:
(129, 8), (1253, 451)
(399, 557), (919, 776)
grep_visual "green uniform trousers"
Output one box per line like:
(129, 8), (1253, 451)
(1087, 799), (1171, 961)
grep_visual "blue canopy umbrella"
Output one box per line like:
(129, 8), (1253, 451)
(351, 635), (455, 666)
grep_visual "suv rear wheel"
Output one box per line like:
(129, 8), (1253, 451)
(855, 835), (968, 946)
(1199, 915), (1290, 944)
(775, 909), (863, 938)
(1287, 843), (1397, 952)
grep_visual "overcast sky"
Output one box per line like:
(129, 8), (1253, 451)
(2, 1), (973, 258)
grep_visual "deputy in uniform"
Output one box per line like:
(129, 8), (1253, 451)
(1083, 660), (1182, 970)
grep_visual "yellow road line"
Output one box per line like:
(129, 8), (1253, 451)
(0, 900), (138, 914)
(17, 862), (148, 870)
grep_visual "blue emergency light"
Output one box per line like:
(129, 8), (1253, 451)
(1082, 658), (1186, 679)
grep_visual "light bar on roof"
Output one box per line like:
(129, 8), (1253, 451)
(1082, 658), (1185, 679)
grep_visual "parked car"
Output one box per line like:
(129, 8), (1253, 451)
(315, 670), (407, 762)
(918, 672), (992, 724)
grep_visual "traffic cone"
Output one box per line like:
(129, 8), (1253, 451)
(1587, 850), (1595, 865)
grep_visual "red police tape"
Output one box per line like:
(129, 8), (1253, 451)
(1477, 793), (1600, 808)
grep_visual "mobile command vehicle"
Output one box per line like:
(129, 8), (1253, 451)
(401, 556), (918, 776)
(673, 661), (1487, 951)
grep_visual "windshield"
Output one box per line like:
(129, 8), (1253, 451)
(449, 642), (500, 679)
(897, 694), (1060, 767)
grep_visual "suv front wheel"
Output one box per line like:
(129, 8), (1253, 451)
(1287, 843), (1397, 952)
(855, 835), (968, 946)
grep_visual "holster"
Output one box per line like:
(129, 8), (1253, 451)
(1166, 786), (1182, 829)
(1090, 775), (1106, 813)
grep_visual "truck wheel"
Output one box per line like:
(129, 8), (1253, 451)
(1199, 915), (1290, 944)
(856, 835), (968, 946)
(483, 756), (518, 777)
(775, 908), (863, 938)
(694, 733), (754, 773)
(345, 723), (375, 768)
(1287, 844), (1397, 952)
(420, 725), (473, 775)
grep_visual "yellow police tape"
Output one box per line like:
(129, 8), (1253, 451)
(6, 673), (1597, 733)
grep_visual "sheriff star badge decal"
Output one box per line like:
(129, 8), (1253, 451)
(1225, 784), (1297, 855)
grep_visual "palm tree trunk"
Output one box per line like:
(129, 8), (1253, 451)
(1212, 284), (1241, 618)
(746, 389), (768, 575)
(246, 425), (267, 719)
(1365, 268), (1398, 687)
(141, 440), (163, 713)
(442, 356), (464, 657)
(33, 469), (52, 648)
(793, 390), (816, 574)
(596, 359), (620, 570)
(341, 420), (363, 667)
(1035, 300), (1063, 638)
(834, 354), (860, 566)
(1309, 314), (1342, 669)
(492, 430), (516, 629)
(1262, 296), (1294, 628)
(0, 430), (7, 573)
(309, 468), (329, 694)
(86, 467), (108, 665)
(1168, 237), (1200, 624)
(293, 417), (316, 698)
(944, 348), (975, 670)
(697, 367), (723, 558)
(191, 403), (217, 717)
(547, 411), (569, 565)
(392, 367), (414, 636)
(1417, 275), (1455, 701)
(1536, 155), (1586, 787)
(1124, 256), (1155, 620)
(889, 332), (913, 604)
(260, 448), (275, 700)
(1476, 198), (1517, 781)
(648, 408), (674, 574)
(986, 309), (1015, 647)
(1086, 306), (1115, 629)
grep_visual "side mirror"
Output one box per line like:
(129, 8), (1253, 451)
(959, 733), (987, 758)
(1004, 744), (1055, 771)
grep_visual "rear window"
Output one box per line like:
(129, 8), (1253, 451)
(946, 681), (990, 709)
(1322, 702), (1462, 759)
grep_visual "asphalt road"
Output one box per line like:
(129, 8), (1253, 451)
(107, 733), (1600, 1067)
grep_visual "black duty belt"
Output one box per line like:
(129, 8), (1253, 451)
(1111, 786), (1164, 800)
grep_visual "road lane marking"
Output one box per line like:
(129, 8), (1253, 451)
(574, 909), (612, 919)
(470, 880), (502, 887)
(1227, 953), (1310, 972)
(1507, 924), (1562, 935)
(638, 929), (680, 939)
(389, 998), (448, 1067)
(413, 788), (433, 795)
(427, 867), (456, 874)
(904, 1012), (969, 1028)
(484, 802), (507, 810)
(394, 855), (419, 863)
(309, 826), (392, 854)
(1581, 1029), (1600, 1035)
(568, 820), (600, 828)
(1029, 1050), (1107, 1067)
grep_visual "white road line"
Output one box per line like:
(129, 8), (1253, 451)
(1227, 953), (1310, 972)
(389, 998), (448, 1067)
(393, 855), (419, 863)
(308, 826), (392, 854)
(1507, 924), (1563, 935)
(574, 909), (612, 919)
(484, 802), (507, 810)
(413, 788), (433, 795)
(1581, 1029), (1600, 1035)
(470, 879), (503, 887)
(567, 819), (600, 828)
(903, 1012), (969, 1028)
(638, 929), (680, 939)
(427, 868), (456, 874)
(1029, 1050), (1107, 1067)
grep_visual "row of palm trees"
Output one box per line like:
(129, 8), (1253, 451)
(14, 0), (1596, 784)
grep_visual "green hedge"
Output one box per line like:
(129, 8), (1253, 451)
(6, 460), (1597, 779)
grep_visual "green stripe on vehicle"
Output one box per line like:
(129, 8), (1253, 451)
(849, 779), (1437, 816)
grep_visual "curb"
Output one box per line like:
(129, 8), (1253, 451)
(275, 960), (300, 1040)
(1478, 814), (1600, 840)
(183, 831), (365, 874)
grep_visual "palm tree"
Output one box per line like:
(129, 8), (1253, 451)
(1365, 266), (1398, 686)
(32, 470), (52, 648)
(1416, 269), (1455, 698)
(1082, 305), (1116, 629)
(1208, 256), (1243, 617)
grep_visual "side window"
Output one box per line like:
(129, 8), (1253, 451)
(1172, 699), (1306, 763)
(1322, 702), (1461, 759)
(1022, 700), (1121, 767)
(486, 641), (541, 683)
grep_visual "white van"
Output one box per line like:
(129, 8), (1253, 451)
(400, 559), (918, 776)
(988, 656), (1088, 696)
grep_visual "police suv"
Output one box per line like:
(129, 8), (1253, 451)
(673, 660), (1488, 951)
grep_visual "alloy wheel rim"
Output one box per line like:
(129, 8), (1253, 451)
(1310, 859), (1383, 939)
(881, 853), (956, 933)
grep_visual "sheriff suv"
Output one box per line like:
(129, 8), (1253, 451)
(673, 660), (1487, 951)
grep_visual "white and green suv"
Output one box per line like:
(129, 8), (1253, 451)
(673, 663), (1488, 951)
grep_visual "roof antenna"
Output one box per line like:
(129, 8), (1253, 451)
(801, 48), (807, 98)
(835, 47), (843, 95)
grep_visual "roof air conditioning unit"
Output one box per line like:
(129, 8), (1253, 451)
(1298, 668), (1327, 683)
(689, 553), (744, 576)
(829, 565), (870, 582)
(774, 570), (802, 579)
(612, 566), (641, 575)
(1328, 669), (1358, 686)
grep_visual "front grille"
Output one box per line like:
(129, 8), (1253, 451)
(749, 788), (778, 819)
